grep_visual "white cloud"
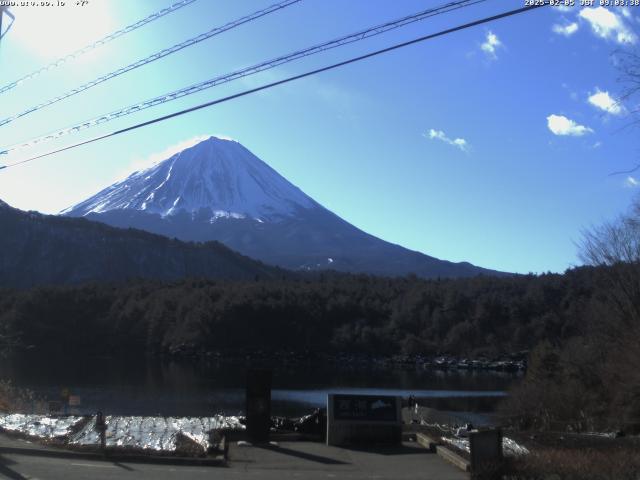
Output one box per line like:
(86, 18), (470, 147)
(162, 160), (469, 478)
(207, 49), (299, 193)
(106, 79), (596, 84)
(480, 30), (502, 59)
(587, 88), (624, 115)
(579, 7), (637, 44)
(552, 22), (579, 37)
(592, 141), (603, 149)
(626, 176), (639, 187)
(425, 129), (469, 152)
(546, 114), (593, 136)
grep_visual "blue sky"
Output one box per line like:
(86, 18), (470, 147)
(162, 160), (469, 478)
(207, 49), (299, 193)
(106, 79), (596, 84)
(0, 0), (639, 274)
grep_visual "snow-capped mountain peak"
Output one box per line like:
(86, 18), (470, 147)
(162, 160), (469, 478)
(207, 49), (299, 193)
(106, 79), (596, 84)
(62, 135), (502, 278)
(62, 136), (317, 222)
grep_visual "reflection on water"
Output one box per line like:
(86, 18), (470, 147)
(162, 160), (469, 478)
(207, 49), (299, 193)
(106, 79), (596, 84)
(0, 352), (520, 417)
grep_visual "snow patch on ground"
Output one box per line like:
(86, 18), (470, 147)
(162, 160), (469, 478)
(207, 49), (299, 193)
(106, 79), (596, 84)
(0, 414), (83, 438)
(0, 413), (244, 453)
(441, 435), (530, 456)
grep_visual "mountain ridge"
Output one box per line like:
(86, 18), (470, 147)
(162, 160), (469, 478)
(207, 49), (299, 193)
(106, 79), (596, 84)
(63, 136), (505, 278)
(0, 199), (281, 288)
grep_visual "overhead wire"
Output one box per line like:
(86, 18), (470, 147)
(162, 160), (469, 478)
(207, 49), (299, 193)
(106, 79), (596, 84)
(0, 0), (487, 154)
(0, 1), (549, 170)
(0, 0), (198, 96)
(0, 0), (301, 127)
(0, 7), (16, 41)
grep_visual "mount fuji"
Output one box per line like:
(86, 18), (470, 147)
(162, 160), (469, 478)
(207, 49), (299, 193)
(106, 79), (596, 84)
(63, 136), (500, 278)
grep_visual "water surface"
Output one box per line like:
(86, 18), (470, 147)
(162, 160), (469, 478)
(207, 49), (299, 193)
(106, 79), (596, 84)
(0, 352), (519, 417)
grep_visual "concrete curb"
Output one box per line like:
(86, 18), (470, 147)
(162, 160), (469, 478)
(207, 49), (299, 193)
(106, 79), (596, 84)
(436, 445), (471, 472)
(0, 444), (226, 466)
(415, 432), (439, 453)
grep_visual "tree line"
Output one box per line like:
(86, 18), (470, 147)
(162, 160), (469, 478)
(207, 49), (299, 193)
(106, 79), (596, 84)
(0, 266), (601, 359)
(0, 242), (637, 432)
(2, 197), (640, 433)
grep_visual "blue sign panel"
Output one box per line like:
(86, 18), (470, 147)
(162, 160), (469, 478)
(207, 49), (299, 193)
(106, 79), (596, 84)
(332, 394), (398, 422)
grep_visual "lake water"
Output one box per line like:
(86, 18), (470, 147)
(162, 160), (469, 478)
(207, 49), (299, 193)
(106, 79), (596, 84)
(0, 352), (520, 419)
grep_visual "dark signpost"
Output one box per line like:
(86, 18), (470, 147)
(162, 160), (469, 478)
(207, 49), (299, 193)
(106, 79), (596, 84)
(95, 411), (107, 451)
(246, 369), (272, 443)
(327, 394), (401, 446)
(60, 388), (70, 415)
(469, 428), (503, 478)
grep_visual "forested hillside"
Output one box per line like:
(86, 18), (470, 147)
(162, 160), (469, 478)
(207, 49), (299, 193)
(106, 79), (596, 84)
(1, 261), (638, 432)
(0, 267), (598, 357)
(0, 200), (280, 287)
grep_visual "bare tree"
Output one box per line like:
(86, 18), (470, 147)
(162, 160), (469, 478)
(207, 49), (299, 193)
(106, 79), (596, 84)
(608, 50), (640, 176)
(579, 197), (640, 327)
(617, 50), (640, 119)
(578, 198), (640, 429)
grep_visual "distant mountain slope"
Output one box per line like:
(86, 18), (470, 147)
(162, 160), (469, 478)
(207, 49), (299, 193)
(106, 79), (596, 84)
(64, 136), (503, 278)
(0, 200), (279, 288)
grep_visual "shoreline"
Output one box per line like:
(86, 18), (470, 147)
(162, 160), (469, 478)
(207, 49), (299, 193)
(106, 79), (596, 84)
(3, 347), (528, 373)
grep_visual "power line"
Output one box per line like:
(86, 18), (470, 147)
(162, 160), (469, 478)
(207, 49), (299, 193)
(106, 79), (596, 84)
(0, 0), (301, 128)
(0, 7), (16, 43)
(609, 164), (640, 177)
(0, 1), (548, 170)
(0, 0), (198, 96)
(0, 0), (486, 154)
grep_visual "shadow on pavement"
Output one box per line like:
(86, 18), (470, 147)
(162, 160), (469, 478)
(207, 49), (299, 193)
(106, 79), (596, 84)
(0, 447), (100, 462)
(255, 444), (350, 465)
(0, 454), (28, 480)
(112, 461), (135, 471)
(0, 446), (223, 468)
(342, 443), (429, 456)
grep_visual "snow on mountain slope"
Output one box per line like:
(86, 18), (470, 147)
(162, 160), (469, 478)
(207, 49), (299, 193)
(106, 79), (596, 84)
(63, 136), (504, 278)
(62, 136), (317, 222)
